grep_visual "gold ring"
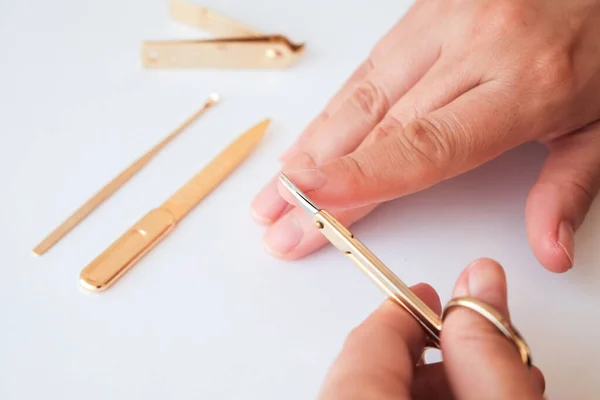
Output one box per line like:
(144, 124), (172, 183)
(441, 297), (532, 367)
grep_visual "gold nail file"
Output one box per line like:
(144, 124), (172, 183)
(79, 119), (270, 292)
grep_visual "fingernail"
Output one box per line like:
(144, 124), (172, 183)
(251, 179), (289, 224)
(557, 220), (574, 269)
(463, 260), (507, 314)
(263, 213), (304, 256)
(452, 261), (476, 298)
(284, 168), (327, 193)
(454, 259), (506, 301)
(467, 260), (502, 298)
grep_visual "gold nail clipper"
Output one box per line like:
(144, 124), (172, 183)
(141, 0), (304, 69)
(79, 119), (269, 292)
(279, 173), (532, 366)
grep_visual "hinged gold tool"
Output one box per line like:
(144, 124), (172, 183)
(279, 173), (533, 366)
(80, 119), (269, 292)
(32, 94), (220, 256)
(141, 0), (304, 69)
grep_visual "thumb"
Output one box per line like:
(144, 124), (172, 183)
(279, 84), (526, 209)
(441, 259), (545, 399)
(526, 120), (600, 272)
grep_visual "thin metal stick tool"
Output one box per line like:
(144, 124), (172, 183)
(33, 94), (220, 256)
(80, 119), (269, 291)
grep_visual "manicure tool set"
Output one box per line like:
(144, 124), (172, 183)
(32, 0), (532, 366)
(33, 0), (303, 291)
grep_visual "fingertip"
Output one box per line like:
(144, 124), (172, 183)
(251, 207), (274, 225)
(526, 184), (574, 273)
(442, 258), (540, 398)
(262, 211), (305, 257)
(453, 258), (508, 315)
(251, 177), (290, 225)
(557, 220), (574, 269)
(528, 225), (573, 274)
(276, 177), (304, 206)
(452, 262), (472, 298)
(279, 168), (327, 197)
(261, 207), (334, 260)
(531, 366), (546, 395)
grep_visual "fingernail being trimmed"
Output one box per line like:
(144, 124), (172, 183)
(453, 259), (507, 310)
(283, 168), (327, 193)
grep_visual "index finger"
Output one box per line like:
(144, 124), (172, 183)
(278, 59), (374, 163)
(318, 283), (441, 400)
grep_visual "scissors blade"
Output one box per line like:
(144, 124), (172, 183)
(278, 173), (320, 215)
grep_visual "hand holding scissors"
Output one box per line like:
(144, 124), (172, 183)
(279, 173), (540, 397)
(317, 258), (545, 399)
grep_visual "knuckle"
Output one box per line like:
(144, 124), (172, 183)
(400, 118), (459, 172)
(474, 1), (529, 38)
(568, 179), (597, 207)
(530, 49), (575, 94)
(366, 115), (404, 145)
(348, 80), (389, 121)
(335, 154), (369, 185)
(472, 1), (576, 95)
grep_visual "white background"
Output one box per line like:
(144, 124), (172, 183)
(1, 0), (599, 398)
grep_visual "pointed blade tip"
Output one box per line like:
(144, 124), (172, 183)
(278, 173), (319, 214)
(278, 172), (291, 189)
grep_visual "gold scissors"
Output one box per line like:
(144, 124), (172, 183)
(279, 173), (532, 366)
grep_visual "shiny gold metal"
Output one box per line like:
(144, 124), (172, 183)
(279, 173), (534, 366)
(442, 297), (532, 367)
(278, 173), (442, 347)
(314, 209), (443, 347)
(141, 0), (304, 69)
(32, 94), (220, 256)
(80, 119), (269, 291)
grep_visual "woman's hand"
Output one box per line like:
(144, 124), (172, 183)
(251, 0), (600, 272)
(318, 259), (545, 400)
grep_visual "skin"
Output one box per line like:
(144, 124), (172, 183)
(317, 258), (546, 399)
(251, 0), (600, 273)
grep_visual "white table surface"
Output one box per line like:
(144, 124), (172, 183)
(1, 0), (599, 398)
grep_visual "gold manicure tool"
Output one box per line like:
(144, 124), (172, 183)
(79, 119), (269, 292)
(33, 94), (220, 256)
(141, 0), (304, 69)
(279, 173), (533, 366)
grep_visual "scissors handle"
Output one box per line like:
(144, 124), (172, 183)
(313, 210), (442, 348)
